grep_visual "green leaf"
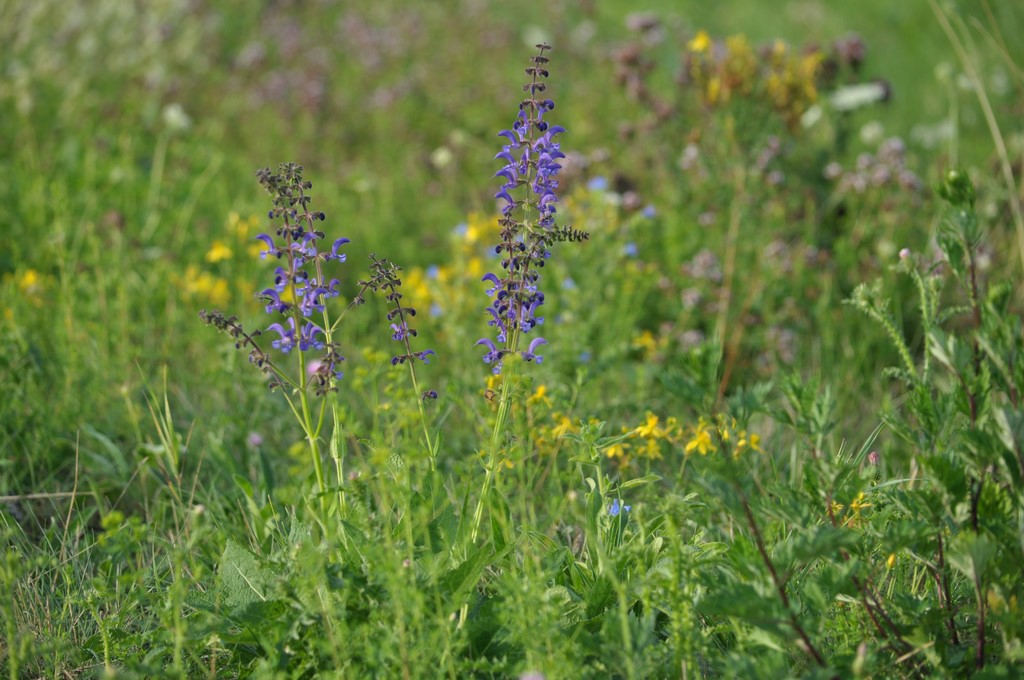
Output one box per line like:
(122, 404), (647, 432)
(429, 504), (459, 552)
(439, 547), (491, 603)
(619, 474), (661, 490)
(218, 539), (277, 613)
(583, 574), (615, 621)
(947, 532), (996, 583)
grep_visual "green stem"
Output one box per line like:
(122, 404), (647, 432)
(406, 362), (437, 471)
(470, 343), (519, 544)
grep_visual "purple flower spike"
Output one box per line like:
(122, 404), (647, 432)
(474, 45), (587, 376)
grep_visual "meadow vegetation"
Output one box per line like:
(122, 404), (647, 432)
(2, 1), (1024, 677)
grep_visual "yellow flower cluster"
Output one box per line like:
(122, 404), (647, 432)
(684, 414), (762, 458)
(179, 265), (231, 307)
(631, 329), (668, 362)
(178, 212), (263, 308)
(686, 30), (823, 130)
(829, 491), (872, 527)
(402, 212), (491, 322)
(606, 412), (684, 466)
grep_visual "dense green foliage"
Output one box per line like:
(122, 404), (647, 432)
(2, 1), (1023, 677)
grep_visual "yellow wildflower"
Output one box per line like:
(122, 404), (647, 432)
(227, 212), (260, 239)
(528, 385), (553, 407)
(886, 553), (896, 570)
(736, 431), (761, 453)
(639, 438), (663, 460)
(706, 76), (722, 105)
(402, 266), (428, 310)
(605, 441), (630, 460)
(18, 269), (41, 293)
(632, 330), (665, 360)
(688, 30), (711, 54)
(849, 492), (872, 515)
(181, 265), (230, 307)
(684, 419), (715, 456)
(634, 412), (661, 438)
(9, 269), (47, 307)
(551, 414), (577, 439)
(205, 240), (233, 263)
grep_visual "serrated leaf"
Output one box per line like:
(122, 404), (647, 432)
(218, 539), (276, 613)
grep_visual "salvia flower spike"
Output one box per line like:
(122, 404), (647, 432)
(202, 163), (350, 397)
(476, 44), (587, 374)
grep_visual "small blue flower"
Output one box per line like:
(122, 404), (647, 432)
(327, 237), (350, 262)
(624, 242), (638, 257)
(256, 233), (279, 258)
(521, 337), (547, 364)
(299, 322), (325, 351)
(643, 204), (657, 218)
(587, 176), (608, 192)
(267, 318), (297, 353)
(609, 498), (631, 516)
(259, 288), (291, 314)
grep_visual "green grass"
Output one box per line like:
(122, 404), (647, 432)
(2, 0), (1024, 677)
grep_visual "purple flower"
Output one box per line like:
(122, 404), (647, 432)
(259, 288), (291, 314)
(256, 234), (279, 258)
(609, 498), (631, 516)
(327, 237), (350, 262)
(299, 322), (325, 351)
(475, 338), (504, 373)
(390, 321), (411, 341)
(267, 318), (297, 353)
(521, 337), (547, 363)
